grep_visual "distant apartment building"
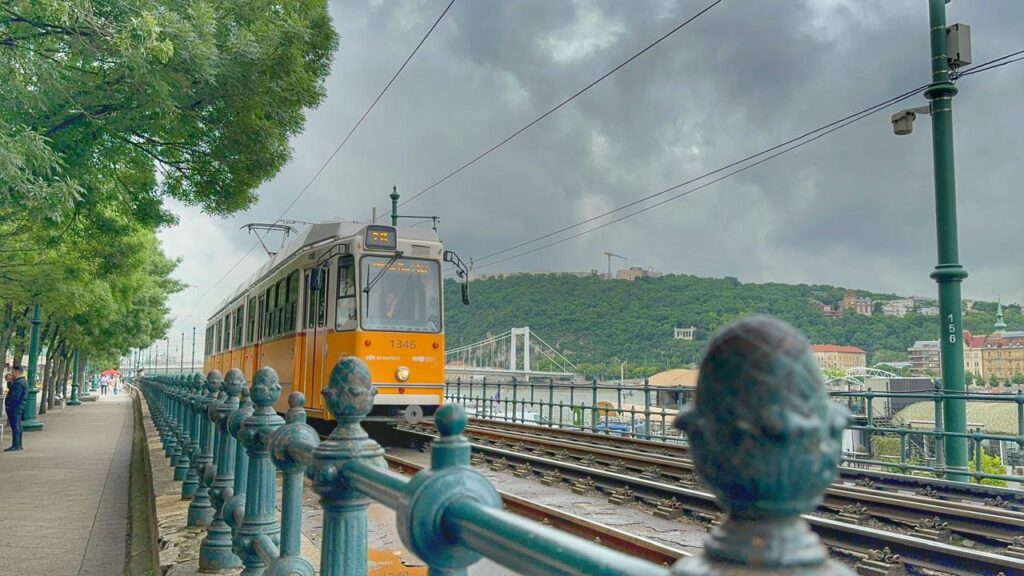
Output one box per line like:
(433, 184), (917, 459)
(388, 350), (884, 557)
(907, 340), (941, 376)
(673, 326), (697, 341)
(963, 330), (986, 378)
(811, 345), (867, 370)
(615, 267), (662, 281)
(841, 289), (872, 316)
(918, 306), (940, 316)
(980, 303), (1024, 380)
(881, 298), (915, 317)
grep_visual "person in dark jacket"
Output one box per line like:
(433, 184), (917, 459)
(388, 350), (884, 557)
(5, 365), (27, 452)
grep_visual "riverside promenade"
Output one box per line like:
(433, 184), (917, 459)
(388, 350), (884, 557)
(0, 395), (133, 576)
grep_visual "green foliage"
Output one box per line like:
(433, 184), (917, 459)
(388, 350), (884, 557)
(0, 0), (337, 374)
(1, 0), (337, 217)
(969, 451), (1007, 487)
(445, 274), (1023, 376)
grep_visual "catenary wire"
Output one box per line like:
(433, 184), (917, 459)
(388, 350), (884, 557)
(469, 49), (1024, 269)
(390, 0), (725, 214)
(473, 84), (929, 265)
(474, 88), (928, 270)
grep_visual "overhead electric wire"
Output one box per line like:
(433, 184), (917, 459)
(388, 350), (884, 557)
(392, 0), (725, 214)
(473, 83), (928, 265)
(474, 88), (927, 270)
(473, 50), (1024, 270)
(192, 0), (456, 309)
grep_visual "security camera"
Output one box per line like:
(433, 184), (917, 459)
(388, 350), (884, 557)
(891, 106), (931, 136)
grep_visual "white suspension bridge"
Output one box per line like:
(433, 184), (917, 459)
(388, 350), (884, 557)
(445, 327), (579, 382)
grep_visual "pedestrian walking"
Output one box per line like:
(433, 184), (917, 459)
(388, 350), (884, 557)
(100, 375), (109, 395)
(4, 365), (27, 452)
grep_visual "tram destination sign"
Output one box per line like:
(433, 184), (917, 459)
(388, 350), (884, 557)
(364, 225), (397, 251)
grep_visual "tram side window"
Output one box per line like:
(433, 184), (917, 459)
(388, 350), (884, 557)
(234, 305), (244, 346)
(222, 315), (231, 350)
(305, 270), (315, 330)
(316, 267), (328, 327)
(274, 276), (286, 334)
(246, 297), (257, 344)
(285, 271), (298, 332)
(263, 286), (273, 339)
(336, 256), (356, 331)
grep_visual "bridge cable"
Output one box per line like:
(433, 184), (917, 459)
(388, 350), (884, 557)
(390, 0), (726, 215)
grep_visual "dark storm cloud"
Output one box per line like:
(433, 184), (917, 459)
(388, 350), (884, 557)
(160, 0), (1024, 336)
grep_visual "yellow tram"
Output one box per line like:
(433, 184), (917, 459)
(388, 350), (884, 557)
(203, 222), (466, 423)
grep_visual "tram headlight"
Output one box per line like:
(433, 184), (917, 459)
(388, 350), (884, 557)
(396, 366), (410, 382)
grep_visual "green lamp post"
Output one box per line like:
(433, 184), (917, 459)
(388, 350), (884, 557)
(68, 349), (82, 406)
(22, 304), (44, 431)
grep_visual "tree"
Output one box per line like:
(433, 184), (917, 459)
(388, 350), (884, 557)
(989, 374), (1001, 388)
(1, 0), (337, 217)
(0, 0), (337, 369)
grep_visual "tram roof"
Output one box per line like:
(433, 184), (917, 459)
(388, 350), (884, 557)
(209, 221), (440, 318)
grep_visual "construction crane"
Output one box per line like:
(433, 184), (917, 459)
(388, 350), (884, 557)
(603, 251), (628, 279)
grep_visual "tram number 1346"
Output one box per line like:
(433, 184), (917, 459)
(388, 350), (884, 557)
(390, 339), (417, 349)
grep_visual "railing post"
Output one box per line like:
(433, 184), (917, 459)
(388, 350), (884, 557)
(181, 374), (202, 499)
(591, 377), (598, 432)
(265, 392), (320, 576)
(234, 367), (285, 575)
(188, 371), (219, 525)
(224, 385), (254, 541)
(173, 376), (191, 482)
(643, 378), (651, 440)
(309, 357), (386, 576)
(671, 316), (853, 575)
(199, 369), (244, 571)
(397, 403), (502, 576)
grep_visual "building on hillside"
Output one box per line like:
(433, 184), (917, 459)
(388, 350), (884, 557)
(673, 326), (697, 341)
(918, 306), (940, 316)
(963, 330), (987, 379)
(614, 266), (662, 281)
(811, 345), (867, 370)
(841, 289), (872, 316)
(980, 302), (1024, 381)
(881, 298), (915, 317)
(907, 340), (941, 376)
(809, 298), (842, 318)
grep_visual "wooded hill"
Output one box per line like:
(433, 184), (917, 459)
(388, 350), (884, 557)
(443, 273), (1022, 379)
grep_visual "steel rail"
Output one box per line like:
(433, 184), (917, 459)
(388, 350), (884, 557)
(458, 442), (1024, 576)
(401, 422), (1024, 543)
(383, 454), (687, 567)
(393, 425), (1024, 576)
(456, 417), (1024, 511)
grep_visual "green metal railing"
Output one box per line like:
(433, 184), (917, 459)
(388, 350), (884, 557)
(445, 377), (1024, 485)
(444, 377), (694, 443)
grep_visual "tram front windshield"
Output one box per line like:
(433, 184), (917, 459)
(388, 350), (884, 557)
(361, 257), (441, 333)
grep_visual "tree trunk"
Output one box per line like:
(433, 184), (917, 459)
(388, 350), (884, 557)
(38, 324), (58, 414)
(59, 352), (70, 400)
(8, 306), (30, 367)
(0, 302), (13, 364)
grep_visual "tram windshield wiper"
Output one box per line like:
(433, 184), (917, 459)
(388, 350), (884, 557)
(362, 251), (404, 294)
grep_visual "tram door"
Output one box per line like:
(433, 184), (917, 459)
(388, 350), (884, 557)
(303, 265), (329, 411)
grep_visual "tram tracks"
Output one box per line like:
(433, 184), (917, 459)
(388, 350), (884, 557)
(459, 417), (1024, 512)
(385, 454), (686, 566)
(392, 422), (1024, 576)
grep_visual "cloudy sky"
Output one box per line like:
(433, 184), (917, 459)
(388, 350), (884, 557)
(157, 0), (1023, 355)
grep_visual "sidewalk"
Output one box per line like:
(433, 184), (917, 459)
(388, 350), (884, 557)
(0, 395), (133, 576)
